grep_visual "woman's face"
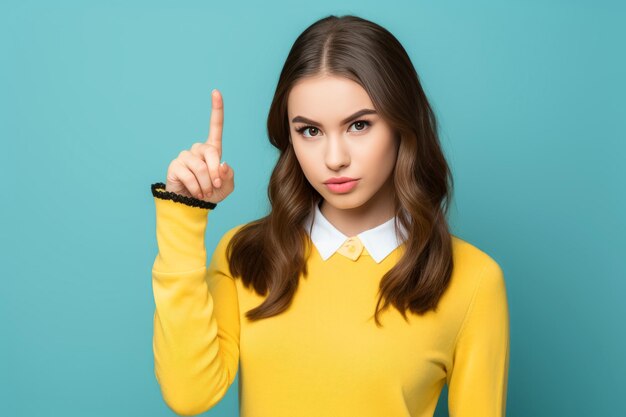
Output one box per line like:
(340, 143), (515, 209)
(288, 75), (399, 214)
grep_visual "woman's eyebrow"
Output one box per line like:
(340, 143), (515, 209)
(291, 108), (377, 127)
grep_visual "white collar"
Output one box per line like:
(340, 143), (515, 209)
(303, 202), (409, 264)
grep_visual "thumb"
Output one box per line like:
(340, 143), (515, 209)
(220, 161), (234, 181)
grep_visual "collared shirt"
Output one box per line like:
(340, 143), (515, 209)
(303, 202), (409, 264)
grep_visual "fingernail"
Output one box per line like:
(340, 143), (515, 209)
(214, 178), (221, 188)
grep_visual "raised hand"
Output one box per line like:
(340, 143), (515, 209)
(165, 89), (235, 204)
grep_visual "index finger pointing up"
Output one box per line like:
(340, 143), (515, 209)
(206, 89), (224, 154)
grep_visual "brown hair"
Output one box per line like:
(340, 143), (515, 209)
(227, 14), (454, 327)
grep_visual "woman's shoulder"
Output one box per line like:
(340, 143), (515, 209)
(449, 234), (505, 292)
(451, 234), (501, 269)
(216, 220), (264, 250)
(431, 235), (507, 319)
(213, 222), (249, 251)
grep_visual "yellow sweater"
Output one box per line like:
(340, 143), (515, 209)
(151, 192), (510, 417)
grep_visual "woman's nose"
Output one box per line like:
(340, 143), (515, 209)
(324, 135), (351, 170)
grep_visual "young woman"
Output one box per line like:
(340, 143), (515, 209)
(150, 14), (510, 417)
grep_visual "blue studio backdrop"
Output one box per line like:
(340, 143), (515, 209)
(1, 1), (624, 416)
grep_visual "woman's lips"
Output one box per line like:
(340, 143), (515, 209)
(324, 179), (359, 193)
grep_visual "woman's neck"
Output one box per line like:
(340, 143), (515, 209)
(319, 180), (396, 237)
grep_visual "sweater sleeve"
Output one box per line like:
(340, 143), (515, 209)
(151, 193), (241, 416)
(446, 256), (511, 417)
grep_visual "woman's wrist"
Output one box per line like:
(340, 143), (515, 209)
(151, 182), (217, 210)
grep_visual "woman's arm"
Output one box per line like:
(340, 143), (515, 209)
(446, 257), (511, 417)
(151, 191), (241, 416)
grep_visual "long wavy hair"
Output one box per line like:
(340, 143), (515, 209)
(227, 14), (454, 327)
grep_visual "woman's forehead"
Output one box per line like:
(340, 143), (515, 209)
(287, 76), (374, 123)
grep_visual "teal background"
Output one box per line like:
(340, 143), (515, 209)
(2, 0), (624, 416)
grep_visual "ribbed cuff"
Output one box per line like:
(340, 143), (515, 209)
(152, 188), (211, 272)
(151, 182), (217, 210)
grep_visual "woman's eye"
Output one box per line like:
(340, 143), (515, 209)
(295, 120), (371, 138)
(349, 120), (371, 132)
(299, 126), (319, 138)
